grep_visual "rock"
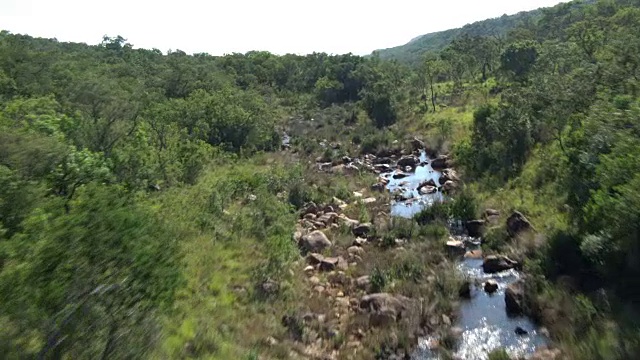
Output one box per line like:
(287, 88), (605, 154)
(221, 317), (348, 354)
(259, 280), (279, 295)
(507, 211), (533, 237)
(303, 213), (317, 221)
(465, 219), (486, 237)
(411, 137), (425, 150)
(248, 194), (257, 201)
(529, 347), (562, 360)
(482, 255), (519, 273)
(398, 155), (419, 168)
(431, 155), (450, 169)
(314, 285), (326, 293)
(356, 276), (371, 290)
(459, 280), (471, 299)
(299, 231), (332, 253)
(373, 157), (392, 164)
(317, 212), (339, 226)
(293, 230), (304, 243)
(419, 185), (437, 195)
(505, 279), (526, 314)
(347, 246), (365, 258)
(309, 276), (321, 285)
(353, 237), (367, 246)
(362, 197), (376, 204)
(304, 265), (315, 273)
(303, 202), (319, 216)
(442, 314), (452, 325)
(318, 162), (333, 171)
(515, 326), (529, 335)
(353, 191), (363, 198)
(442, 180), (457, 193)
(342, 156), (352, 164)
(352, 223), (372, 237)
(446, 238), (466, 255)
(371, 182), (386, 192)
(438, 168), (459, 185)
(265, 336), (278, 346)
(420, 178), (437, 188)
(307, 253), (325, 265)
(484, 208), (500, 217)
(319, 256), (348, 272)
(343, 164), (360, 174)
(360, 293), (412, 327)
(316, 155), (332, 163)
(464, 249), (483, 259)
(374, 164), (393, 173)
(392, 172), (410, 179)
(484, 280), (499, 294)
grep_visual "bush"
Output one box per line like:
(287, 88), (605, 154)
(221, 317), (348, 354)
(487, 348), (511, 360)
(414, 201), (451, 225)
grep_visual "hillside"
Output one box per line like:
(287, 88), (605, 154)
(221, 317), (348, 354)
(372, 0), (594, 65)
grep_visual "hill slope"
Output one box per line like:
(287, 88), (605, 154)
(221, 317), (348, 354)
(372, 0), (594, 65)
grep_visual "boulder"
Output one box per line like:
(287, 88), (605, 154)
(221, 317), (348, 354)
(362, 197), (376, 204)
(515, 326), (528, 335)
(431, 155), (451, 170)
(374, 164), (393, 173)
(439, 169), (459, 185)
(343, 164), (360, 174)
(319, 256), (348, 272)
(356, 275), (371, 290)
(484, 280), (499, 294)
(482, 255), (519, 273)
(338, 214), (360, 228)
(371, 182), (386, 192)
(299, 230), (332, 253)
(459, 280), (471, 299)
(411, 137), (425, 150)
(420, 178), (437, 188)
(465, 219), (486, 238)
(359, 293), (411, 326)
(446, 238), (466, 255)
(393, 172), (410, 179)
(317, 212), (339, 226)
(353, 237), (367, 246)
(505, 279), (526, 314)
(347, 246), (365, 258)
(507, 211), (533, 237)
(397, 155), (419, 168)
(464, 249), (483, 259)
(352, 223), (372, 237)
(442, 180), (457, 193)
(342, 156), (352, 164)
(302, 202), (319, 216)
(419, 185), (438, 195)
(306, 253), (325, 265)
(484, 208), (500, 217)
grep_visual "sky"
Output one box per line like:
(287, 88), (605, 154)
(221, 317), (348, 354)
(0, 0), (566, 55)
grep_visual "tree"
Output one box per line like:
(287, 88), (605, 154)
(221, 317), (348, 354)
(421, 55), (445, 112)
(500, 41), (539, 81)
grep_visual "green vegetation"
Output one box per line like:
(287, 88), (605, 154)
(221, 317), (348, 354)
(2, 0), (640, 358)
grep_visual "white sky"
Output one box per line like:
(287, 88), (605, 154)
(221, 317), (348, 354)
(0, 0), (565, 55)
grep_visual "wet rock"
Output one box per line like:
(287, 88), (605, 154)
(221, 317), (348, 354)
(431, 155), (451, 169)
(465, 219), (486, 237)
(505, 279), (526, 314)
(319, 256), (348, 272)
(482, 255), (519, 273)
(299, 231), (332, 253)
(398, 155), (419, 168)
(484, 280), (499, 294)
(515, 326), (529, 335)
(393, 172), (410, 179)
(418, 179), (437, 189)
(506, 211), (533, 237)
(459, 280), (471, 299)
(352, 223), (372, 237)
(419, 185), (437, 195)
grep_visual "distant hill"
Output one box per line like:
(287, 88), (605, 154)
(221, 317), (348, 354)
(371, 1), (594, 65)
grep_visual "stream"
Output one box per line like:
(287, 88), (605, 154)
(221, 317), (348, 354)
(380, 152), (549, 360)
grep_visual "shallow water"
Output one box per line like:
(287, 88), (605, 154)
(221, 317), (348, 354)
(382, 151), (444, 218)
(382, 153), (549, 359)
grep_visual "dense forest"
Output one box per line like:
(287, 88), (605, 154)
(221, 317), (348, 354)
(1, 0), (640, 359)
